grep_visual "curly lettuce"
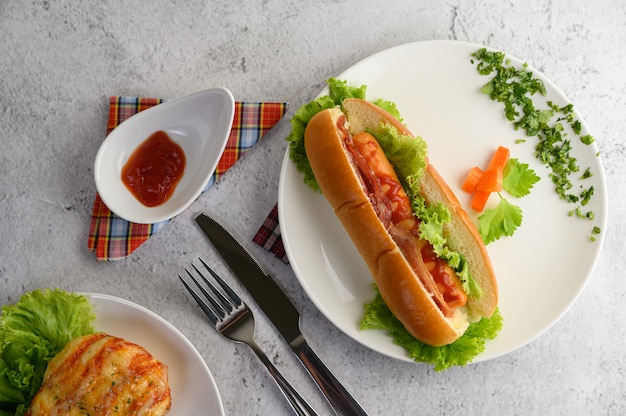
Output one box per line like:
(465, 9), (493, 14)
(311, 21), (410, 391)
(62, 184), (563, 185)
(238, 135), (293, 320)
(0, 289), (96, 416)
(370, 124), (482, 299)
(361, 287), (502, 371)
(286, 78), (368, 192)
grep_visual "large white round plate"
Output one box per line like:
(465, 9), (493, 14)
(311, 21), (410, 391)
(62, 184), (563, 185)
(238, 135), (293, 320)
(278, 40), (607, 363)
(88, 293), (224, 416)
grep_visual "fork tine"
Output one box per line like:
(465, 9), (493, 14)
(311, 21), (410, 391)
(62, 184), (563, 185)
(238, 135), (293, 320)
(178, 274), (221, 326)
(191, 263), (234, 313)
(199, 258), (243, 307)
(185, 268), (227, 319)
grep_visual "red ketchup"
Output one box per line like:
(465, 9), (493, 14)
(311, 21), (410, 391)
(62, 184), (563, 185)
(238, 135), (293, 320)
(121, 130), (186, 207)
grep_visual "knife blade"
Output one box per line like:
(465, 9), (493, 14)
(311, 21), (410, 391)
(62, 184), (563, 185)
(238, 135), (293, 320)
(196, 212), (368, 416)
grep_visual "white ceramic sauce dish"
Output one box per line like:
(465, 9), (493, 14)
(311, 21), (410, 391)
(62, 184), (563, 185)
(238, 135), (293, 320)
(94, 87), (235, 224)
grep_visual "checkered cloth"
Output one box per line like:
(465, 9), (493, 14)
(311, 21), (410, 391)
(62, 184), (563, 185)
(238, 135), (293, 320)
(252, 203), (288, 264)
(88, 96), (287, 261)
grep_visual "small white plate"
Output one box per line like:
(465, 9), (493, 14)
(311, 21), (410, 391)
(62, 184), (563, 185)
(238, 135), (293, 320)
(278, 40), (607, 363)
(94, 88), (235, 224)
(88, 293), (224, 416)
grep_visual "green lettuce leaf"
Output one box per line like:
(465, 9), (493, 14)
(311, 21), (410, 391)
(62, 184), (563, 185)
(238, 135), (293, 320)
(286, 78), (368, 192)
(372, 125), (482, 299)
(285, 95), (336, 192)
(361, 288), (503, 371)
(371, 98), (404, 122)
(370, 123), (428, 184)
(327, 78), (367, 103)
(0, 289), (96, 416)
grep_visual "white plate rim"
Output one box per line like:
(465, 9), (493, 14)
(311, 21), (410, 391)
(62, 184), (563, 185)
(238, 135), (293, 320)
(278, 39), (608, 364)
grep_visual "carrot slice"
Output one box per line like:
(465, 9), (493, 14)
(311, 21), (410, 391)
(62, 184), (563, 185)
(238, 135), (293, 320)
(463, 146), (510, 212)
(476, 167), (503, 193)
(471, 190), (491, 212)
(487, 146), (510, 171)
(462, 166), (484, 193)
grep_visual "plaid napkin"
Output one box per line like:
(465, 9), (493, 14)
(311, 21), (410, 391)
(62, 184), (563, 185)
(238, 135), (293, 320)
(252, 203), (289, 264)
(88, 96), (287, 261)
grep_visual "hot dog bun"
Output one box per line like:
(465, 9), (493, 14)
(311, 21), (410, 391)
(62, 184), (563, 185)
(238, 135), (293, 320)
(304, 98), (497, 346)
(343, 98), (498, 319)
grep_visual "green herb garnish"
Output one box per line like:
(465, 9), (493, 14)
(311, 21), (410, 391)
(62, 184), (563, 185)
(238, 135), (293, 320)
(472, 47), (601, 239)
(478, 195), (524, 245)
(476, 157), (540, 244)
(502, 158), (541, 198)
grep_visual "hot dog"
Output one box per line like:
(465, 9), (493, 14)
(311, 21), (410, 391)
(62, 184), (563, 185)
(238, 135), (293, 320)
(304, 98), (498, 346)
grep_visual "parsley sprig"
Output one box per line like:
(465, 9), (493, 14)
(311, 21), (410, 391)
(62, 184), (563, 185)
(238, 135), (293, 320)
(503, 158), (541, 198)
(478, 158), (540, 245)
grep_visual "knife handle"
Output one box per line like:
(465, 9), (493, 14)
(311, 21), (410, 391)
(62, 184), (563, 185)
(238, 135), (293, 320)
(251, 345), (320, 416)
(294, 340), (368, 416)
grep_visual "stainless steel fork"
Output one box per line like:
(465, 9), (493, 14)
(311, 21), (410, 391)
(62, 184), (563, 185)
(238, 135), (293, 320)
(179, 259), (319, 416)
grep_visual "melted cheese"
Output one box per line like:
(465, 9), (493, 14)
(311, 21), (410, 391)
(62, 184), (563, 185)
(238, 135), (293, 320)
(26, 333), (171, 416)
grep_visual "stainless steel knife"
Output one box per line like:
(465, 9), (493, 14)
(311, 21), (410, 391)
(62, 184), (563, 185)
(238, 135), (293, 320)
(195, 212), (368, 416)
